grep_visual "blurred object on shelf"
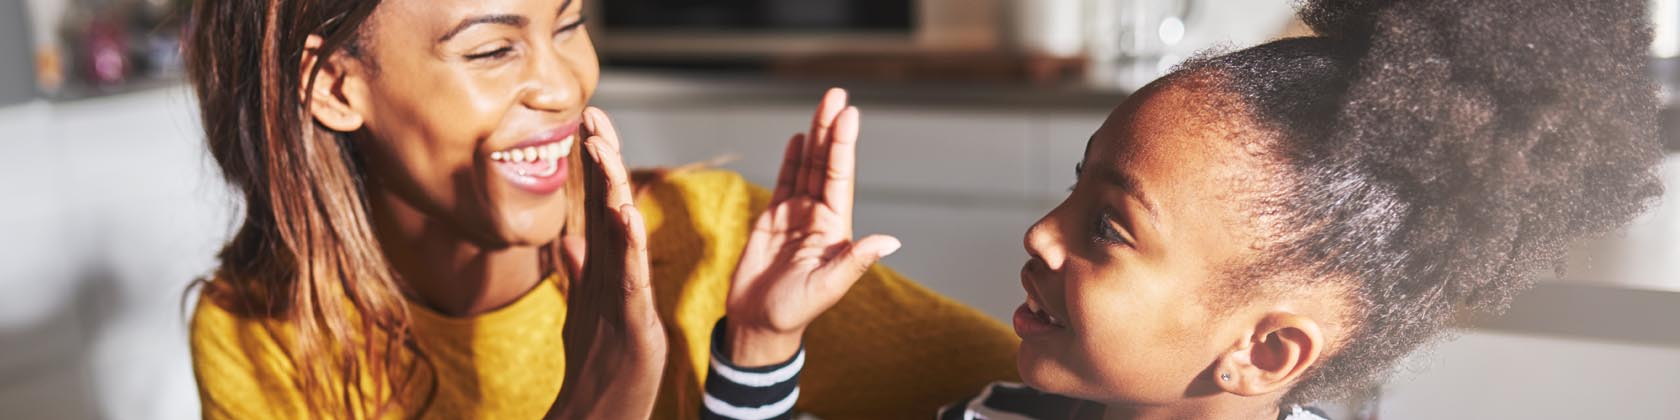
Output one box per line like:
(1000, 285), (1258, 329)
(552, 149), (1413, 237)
(79, 14), (131, 88)
(1085, 0), (1191, 91)
(26, 0), (67, 95)
(29, 0), (189, 99)
(1085, 0), (1296, 91)
(35, 46), (64, 94)
(1006, 0), (1084, 58)
(769, 51), (1086, 85)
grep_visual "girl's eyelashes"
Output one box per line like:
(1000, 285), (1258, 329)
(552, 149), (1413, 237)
(1092, 211), (1133, 248)
(1069, 161), (1085, 192)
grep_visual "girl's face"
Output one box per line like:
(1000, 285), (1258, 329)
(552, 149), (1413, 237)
(1015, 81), (1285, 403)
(342, 0), (598, 246)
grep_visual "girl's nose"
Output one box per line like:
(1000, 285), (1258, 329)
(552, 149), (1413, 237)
(1024, 215), (1067, 272)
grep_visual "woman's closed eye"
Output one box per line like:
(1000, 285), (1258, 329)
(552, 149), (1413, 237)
(553, 16), (587, 44)
(465, 45), (515, 61)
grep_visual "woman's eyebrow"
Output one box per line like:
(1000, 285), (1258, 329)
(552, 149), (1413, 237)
(435, 0), (578, 43)
(437, 14), (528, 42)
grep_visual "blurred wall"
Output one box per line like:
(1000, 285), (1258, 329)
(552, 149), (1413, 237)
(0, 0), (38, 106)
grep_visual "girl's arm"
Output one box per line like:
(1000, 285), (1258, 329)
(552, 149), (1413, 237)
(700, 88), (900, 419)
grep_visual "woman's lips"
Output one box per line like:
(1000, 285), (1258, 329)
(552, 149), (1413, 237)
(489, 132), (576, 195)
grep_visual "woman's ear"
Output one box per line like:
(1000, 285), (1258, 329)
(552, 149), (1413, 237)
(1213, 312), (1326, 397)
(300, 34), (372, 133)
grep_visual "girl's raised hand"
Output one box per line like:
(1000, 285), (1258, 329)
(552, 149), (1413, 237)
(547, 108), (667, 420)
(724, 88), (902, 366)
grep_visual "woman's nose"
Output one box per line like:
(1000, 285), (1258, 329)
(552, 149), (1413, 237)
(1024, 215), (1067, 272)
(519, 50), (577, 112)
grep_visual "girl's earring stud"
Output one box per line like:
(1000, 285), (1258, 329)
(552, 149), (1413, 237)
(1220, 372), (1231, 381)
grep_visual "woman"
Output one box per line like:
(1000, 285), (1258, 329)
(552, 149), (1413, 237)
(182, 0), (1018, 418)
(706, 0), (1666, 418)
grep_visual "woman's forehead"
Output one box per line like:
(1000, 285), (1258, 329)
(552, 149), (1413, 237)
(372, 0), (576, 36)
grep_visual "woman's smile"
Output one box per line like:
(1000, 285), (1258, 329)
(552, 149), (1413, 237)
(487, 121), (579, 195)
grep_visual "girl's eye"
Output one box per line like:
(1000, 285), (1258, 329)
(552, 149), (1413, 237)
(1092, 211), (1131, 247)
(554, 16), (588, 43)
(465, 46), (514, 61)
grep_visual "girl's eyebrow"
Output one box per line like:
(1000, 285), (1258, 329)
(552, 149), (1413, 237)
(1079, 135), (1161, 227)
(1098, 165), (1161, 228)
(436, 0), (577, 43)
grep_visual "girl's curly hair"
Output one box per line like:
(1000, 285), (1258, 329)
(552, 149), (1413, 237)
(1175, 0), (1664, 402)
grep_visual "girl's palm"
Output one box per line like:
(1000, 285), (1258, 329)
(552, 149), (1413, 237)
(725, 89), (900, 363)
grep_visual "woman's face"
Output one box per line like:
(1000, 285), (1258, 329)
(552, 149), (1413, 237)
(1015, 80), (1280, 403)
(348, 0), (597, 246)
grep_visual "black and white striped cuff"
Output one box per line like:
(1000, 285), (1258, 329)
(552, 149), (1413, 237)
(700, 317), (804, 420)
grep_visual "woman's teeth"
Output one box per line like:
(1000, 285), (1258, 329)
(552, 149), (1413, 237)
(489, 135), (575, 163)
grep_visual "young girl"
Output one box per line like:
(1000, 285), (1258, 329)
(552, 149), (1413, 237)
(181, 0), (1017, 418)
(703, 0), (1664, 418)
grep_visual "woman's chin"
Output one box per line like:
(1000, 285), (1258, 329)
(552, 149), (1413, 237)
(487, 207), (568, 248)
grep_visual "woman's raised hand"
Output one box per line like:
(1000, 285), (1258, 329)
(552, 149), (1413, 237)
(547, 108), (667, 420)
(725, 88), (902, 366)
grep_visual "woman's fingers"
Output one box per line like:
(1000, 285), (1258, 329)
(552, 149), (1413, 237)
(586, 135), (636, 217)
(615, 204), (659, 328)
(823, 106), (860, 232)
(585, 107), (625, 153)
(771, 133), (804, 205)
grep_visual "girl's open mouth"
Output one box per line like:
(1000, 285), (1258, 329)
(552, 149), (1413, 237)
(1013, 290), (1067, 339)
(490, 131), (576, 195)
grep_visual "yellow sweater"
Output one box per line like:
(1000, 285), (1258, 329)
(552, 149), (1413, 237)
(189, 169), (1020, 419)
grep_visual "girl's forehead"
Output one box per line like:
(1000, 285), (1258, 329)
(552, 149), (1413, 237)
(1088, 81), (1283, 239)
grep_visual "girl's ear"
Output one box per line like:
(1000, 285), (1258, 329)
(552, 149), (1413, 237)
(1214, 312), (1326, 397)
(300, 34), (373, 133)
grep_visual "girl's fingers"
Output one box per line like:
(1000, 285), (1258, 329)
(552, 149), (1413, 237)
(823, 106), (860, 232)
(771, 133), (804, 205)
(811, 234), (901, 304)
(801, 88), (847, 197)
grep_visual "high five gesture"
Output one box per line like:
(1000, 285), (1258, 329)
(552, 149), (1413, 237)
(724, 89), (902, 366)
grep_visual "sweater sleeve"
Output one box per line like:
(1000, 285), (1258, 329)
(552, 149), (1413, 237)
(700, 318), (804, 420)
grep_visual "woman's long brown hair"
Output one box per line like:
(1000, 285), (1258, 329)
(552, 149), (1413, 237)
(184, 0), (432, 416)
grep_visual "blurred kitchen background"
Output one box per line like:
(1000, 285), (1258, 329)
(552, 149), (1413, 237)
(2, 0), (1678, 418)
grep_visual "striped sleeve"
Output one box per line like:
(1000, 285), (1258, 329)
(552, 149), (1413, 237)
(937, 382), (1098, 420)
(700, 318), (804, 420)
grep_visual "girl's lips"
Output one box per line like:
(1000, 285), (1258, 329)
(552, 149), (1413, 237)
(1013, 302), (1066, 339)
